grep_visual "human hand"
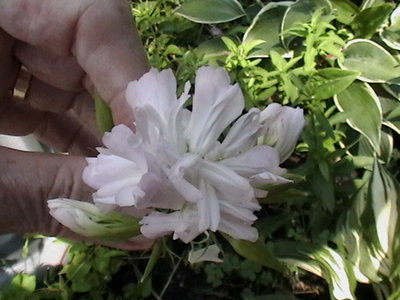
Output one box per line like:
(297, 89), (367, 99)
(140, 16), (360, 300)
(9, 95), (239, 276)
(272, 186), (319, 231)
(0, 0), (151, 250)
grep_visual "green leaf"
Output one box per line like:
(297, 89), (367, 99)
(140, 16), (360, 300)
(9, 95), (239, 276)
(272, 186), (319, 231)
(361, 0), (387, 10)
(380, 6), (400, 51)
(243, 2), (291, 58)
(368, 158), (399, 253)
(141, 239), (162, 283)
(94, 94), (114, 134)
(334, 82), (382, 153)
(339, 39), (400, 83)
(176, 0), (245, 24)
(221, 36), (237, 52)
(222, 234), (286, 273)
(379, 130), (393, 164)
(270, 50), (288, 71)
(331, 0), (360, 25)
(281, 0), (332, 48)
(351, 4), (394, 38)
(11, 274), (36, 293)
(307, 68), (360, 100)
(275, 242), (356, 300)
(194, 38), (229, 62)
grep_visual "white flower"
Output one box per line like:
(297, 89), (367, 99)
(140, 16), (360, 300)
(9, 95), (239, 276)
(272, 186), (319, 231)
(51, 66), (305, 244)
(259, 103), (305, 162)
(48, 199), (140, 241)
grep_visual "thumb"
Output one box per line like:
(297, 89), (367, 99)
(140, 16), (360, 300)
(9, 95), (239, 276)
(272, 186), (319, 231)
(0, 146), (92, 235)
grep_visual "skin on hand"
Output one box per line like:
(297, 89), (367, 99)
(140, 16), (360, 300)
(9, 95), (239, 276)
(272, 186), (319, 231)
(0, 0), (151, 250)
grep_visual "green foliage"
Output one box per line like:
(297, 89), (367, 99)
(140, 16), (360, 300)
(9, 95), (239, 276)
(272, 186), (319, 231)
(176, 0), (246, 24)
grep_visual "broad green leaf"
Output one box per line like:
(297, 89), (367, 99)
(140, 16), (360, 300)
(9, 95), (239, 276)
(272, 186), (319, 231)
(339, 39), (400, 83)
(94, 94), (114, 134)
(368, 159), (398, 253)
(223, 234), (286, 272)
(275, 242), (356, 300)
(334, 82), (382, 153)
(331, 0), (360, 25)
(388, 290), (400, 300)
(306, 68), (360, 100)
(361, 0), (387, 10)
(380, 6), (400, 51)
(281, 0), (332, 48)
(379, 130), (393, 164)
(11, 274), (36, 293)
(351, 4), (394, 38)
(194, 38), (229, 63)
(243, 2), (292, 58)
(176, 0), (245, 24)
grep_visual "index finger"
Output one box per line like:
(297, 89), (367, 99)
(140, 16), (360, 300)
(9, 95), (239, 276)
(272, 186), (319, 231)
(0, 0), (149, 125)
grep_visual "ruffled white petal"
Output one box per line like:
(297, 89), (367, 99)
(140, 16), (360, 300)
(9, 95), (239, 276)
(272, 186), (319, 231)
(140, 207), (202, 243)
(218, 211), (259, 242)
(259, 103), (305, 162)
(221, 108), (261, 157)
(126, 68), (177, 122)
(220, 145), (285, 178)
(186, 66), (245, 155)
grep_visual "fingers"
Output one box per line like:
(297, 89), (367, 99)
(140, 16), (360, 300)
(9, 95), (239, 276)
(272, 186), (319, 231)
(72, 0), (150, 125)
(0, 96), (101, 156)
(0, 147), (92, 234)
(0, 28), (18, 100)
(0, 0), (150, 125)
(14, 42), (85, 92)
(0, 146), (152, 251)
(0, 0), (88, 56)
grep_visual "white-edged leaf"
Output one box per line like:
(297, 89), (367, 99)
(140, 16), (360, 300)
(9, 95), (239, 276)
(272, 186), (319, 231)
(380, 6), (400, 50)
(368, 159), (398, 253)
(281, 0), (332, 49)
(334, 82), (382, 153)
(176, 0), (245, 24)
(276, 241), (356, 300)
(339, 39), (400, 83)
(243, 2), (292, 58)
(331, 0), (360, 25)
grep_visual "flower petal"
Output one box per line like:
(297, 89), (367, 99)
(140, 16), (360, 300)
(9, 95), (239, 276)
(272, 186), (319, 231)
(198, 179), (220, 232)
(220, 145), (286, 178)
(126, 68), (177, 123)
(48, 199), (140, 241)
(165, 153), (204, 203)
(259, 103), (305, 162)
(140, 207), (202, 243)
(200, 160), (254, 204)
(218, 211), (259, 242)
(186, 66), (245, 155)
(220, 108), (261, 157)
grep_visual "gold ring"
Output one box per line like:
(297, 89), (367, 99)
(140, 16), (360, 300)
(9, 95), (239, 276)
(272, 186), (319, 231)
(13, 66), (33, 101)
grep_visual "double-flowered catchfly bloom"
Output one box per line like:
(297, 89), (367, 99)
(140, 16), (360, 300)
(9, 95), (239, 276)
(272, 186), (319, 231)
(49, 66), (304, 243)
